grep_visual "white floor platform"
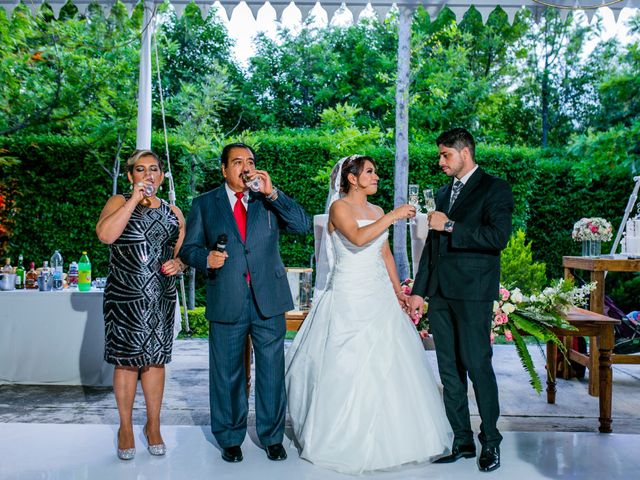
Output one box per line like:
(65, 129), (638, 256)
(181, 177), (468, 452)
(1, 423), (638, 480)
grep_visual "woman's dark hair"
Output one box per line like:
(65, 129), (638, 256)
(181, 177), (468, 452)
(126, 149), (164, 173)
(339, 155), (376, 193)
(220, 142), (256, 167)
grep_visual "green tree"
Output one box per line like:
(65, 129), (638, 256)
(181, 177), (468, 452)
(512, 9), (603, 147)
(245, 16), (397, 129)
(500, 229), (547, 293)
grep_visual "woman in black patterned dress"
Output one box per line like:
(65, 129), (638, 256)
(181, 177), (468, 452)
(96, 149), (186, 460)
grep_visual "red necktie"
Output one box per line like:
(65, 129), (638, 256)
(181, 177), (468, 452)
(233, 191), (247, 242)
(233, 192), (250, 283)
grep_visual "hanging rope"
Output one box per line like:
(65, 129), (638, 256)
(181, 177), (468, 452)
(153, 24), (192, 335)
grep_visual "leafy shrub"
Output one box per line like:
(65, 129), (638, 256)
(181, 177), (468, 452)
(501, 230), (547, 294)
(180, 306), (208, 338)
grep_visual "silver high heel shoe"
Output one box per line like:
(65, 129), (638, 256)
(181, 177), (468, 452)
(144, 424), (167, 456)
(117, 428), (136, 460)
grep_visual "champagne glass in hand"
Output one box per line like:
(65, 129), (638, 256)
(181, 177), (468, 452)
(423, 188), (436, 213)
(408, 184), (421, 225)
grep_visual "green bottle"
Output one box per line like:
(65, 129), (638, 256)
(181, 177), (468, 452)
(78, 251), (92, 292)
(15, 254), (25, 289)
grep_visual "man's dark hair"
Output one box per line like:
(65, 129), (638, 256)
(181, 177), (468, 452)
(436, 128), (475, 161)
(220, 143), (256, 167)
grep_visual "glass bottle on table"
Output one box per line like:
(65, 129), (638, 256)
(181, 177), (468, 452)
(15, 254), (25, 289)
(25, 262), (38, 289)
(1, 258), (11, 274)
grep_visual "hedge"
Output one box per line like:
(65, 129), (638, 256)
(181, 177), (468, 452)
(0, 131), (632, 307)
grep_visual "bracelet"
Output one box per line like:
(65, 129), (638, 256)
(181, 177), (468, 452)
(266, 187), (279, 201)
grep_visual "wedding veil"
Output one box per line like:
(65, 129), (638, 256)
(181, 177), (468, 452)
(313, 155), (361, 297)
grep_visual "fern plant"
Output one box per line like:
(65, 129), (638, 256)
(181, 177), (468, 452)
(493, 279), (595, 393)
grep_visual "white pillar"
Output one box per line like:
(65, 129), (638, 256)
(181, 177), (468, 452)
(136, 1), (155, 150)
(393, 5), (413, 280)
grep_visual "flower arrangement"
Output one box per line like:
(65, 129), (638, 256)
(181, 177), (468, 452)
(492, 279), (596, 393)
(571, 217), (613, 242)
(400, 278), (429, 339)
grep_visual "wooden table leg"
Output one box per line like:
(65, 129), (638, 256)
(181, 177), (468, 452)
(587, 270), (605, 396)
(588, 336), (600, 397)
(546, 341), (557, 404)
(559, 336), (573, 379)
(244, 335), (252, 398)
(598, 327), (615, 433)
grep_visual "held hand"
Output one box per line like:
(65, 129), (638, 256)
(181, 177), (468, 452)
(130, 182), (146, 204)
(252, 170), (274, 196)
(207, 250), (228, 269)
(160, 258), (184, 276)
(427, 211), (448, 231)
(395, 291), (410, 310)
(393, 203), (417, 222)
(407, 295), (424, 317)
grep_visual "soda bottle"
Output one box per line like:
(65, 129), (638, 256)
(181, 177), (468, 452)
(15, 254), (25, 289)
(50, 250), (64, 290)
(78, 252), (92, 292)
(67, 261), (79, 289)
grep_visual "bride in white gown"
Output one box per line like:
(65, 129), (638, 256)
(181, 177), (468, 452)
(285, 155), (453, 474)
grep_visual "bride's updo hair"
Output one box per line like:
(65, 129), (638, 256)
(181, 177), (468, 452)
(339, 155), (376, 193)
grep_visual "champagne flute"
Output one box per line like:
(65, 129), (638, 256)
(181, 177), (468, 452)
(408, 184), (420, 225)
(423, 188), (436, 213)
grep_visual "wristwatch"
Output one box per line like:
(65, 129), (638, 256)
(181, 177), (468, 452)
(444, 220), (455, 233)
(266, 187), (279, 201)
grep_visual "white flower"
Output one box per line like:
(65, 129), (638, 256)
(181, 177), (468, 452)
(510, 288), (524, 304)
(493, 300), (500, 312)
(572, 217), (613, 242)
(502, 302), (516, 314)
(529, 294), (537, 302)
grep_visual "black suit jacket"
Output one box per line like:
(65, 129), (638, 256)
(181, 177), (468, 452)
(179, 185), (310, 322)
(412, 167), (514, 302)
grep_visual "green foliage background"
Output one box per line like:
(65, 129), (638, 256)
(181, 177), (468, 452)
(0, 131), (631, 306)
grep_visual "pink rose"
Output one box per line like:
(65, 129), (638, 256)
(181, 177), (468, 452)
(490, 332), (495, 344)
(401, 285), (411, 295)
(504, 329), (513, 342)
(500, 288), (510, 301)
(494, 313), (508, 325)
(419, 330), (429, 339)
(590, 225), (598, 233)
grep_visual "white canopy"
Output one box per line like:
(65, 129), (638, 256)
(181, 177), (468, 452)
(1, 1), (639, 23)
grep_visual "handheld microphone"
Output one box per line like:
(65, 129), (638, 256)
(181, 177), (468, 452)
(215, 234), (228, 253)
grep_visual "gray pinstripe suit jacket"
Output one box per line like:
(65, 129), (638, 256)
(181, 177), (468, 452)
(179, 184), (310, 322)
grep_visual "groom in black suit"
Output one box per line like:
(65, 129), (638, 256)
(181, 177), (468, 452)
(180, 143), (309, 463)
(409, 128), (513, 472)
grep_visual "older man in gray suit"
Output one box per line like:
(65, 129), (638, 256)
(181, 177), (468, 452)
(180, 143), (309, 463)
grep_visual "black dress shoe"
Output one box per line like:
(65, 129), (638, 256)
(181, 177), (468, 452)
(478, 446), (500, 472)
(221, 445), (243, 463)
(434, 443), (476, 464)
(265, 443), (287, 461)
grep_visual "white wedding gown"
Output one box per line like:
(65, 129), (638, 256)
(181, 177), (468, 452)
(285, 220), (453, 474)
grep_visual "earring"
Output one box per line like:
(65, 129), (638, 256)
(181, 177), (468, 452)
(355, 185), (359, 191)
(129, 183), (133, 190)
(159, 185), (163, 192)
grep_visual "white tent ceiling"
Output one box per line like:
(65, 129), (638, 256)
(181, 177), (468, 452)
(0, 1), (638, 24)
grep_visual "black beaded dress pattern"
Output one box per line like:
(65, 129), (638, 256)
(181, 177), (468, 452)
(104, 196), (180, 366)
